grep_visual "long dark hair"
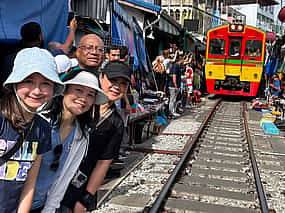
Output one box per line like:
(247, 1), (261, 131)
(46, 93), (96, 139)
(0, 87), (30, 132)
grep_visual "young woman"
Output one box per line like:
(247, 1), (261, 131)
(30, 69), (108, 212)
(55, 61), (131, 213)
(0, 47), (64, 213)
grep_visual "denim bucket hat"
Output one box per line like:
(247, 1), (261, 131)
(4, 47), (65, 96)
(63, 71), (108, 105)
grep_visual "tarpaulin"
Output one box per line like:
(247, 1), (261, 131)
(118, 0), (160, 13)
(133, 17), (149, 73)
(0, 0), (69, 46)
(112, 0), (139, 70)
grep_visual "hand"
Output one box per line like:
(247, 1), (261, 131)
(175, 87), (178, 92)
(73, 201), (86, 213)
(70, 18), (77, 31)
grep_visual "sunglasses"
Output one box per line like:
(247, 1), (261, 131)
(50, 144), (63, 171)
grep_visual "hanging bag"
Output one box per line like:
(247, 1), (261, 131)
(278, 7), (285, 23)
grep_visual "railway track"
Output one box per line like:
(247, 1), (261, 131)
(94, 99), (273, 213)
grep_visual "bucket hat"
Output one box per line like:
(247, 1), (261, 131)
(63, 70), (108, 105)
(3, 47), (65, 96)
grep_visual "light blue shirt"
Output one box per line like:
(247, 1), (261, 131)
(32, 122), (76, 209)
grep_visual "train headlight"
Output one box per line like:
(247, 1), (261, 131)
(230, 25), (236, 31)
(237, 25), (243, 31)
(209, 71), (212, 76)
(229, 24), (244, 32)
(254, 73), (258, 79)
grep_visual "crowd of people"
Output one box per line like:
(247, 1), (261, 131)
(0, 19), (134, 213)
(152, 44), (206, 118)
(0, 15), (209, 212)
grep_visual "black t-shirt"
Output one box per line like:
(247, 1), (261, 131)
(168, 63), (182, 88)
(61, 105), (124, 209)
(79, 105), (124, 179)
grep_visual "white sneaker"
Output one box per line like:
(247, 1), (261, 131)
(185, 105), (191, 109)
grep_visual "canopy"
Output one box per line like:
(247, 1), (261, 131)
(158, 12), (181, 36)
(229, 0), (278, 6)
(118, 0), (160, 13)
(159, 17), (180, 36)
(0, 0), (69, 46)
(112, 0), (150, 72)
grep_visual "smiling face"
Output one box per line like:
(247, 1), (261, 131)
(76, 34), (104, 71)
(63, 84), (96, 117)
(16, 73), (55, 112)
(100, 74), (129, 103)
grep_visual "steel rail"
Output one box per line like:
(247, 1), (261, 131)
(242, 102), (269, 213)
(97, 154), (149, 208)
(147, 98), (222, 213)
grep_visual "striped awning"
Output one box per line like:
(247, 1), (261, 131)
(158, 17), (180, 36)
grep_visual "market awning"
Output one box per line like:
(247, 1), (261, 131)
(227, 0), (278, 6)
(118, 0), (160, 14)
(157, 12), (182, 36)
(158, 18), (180, 36)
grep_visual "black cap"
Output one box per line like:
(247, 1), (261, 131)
(102, 61), (131, 82)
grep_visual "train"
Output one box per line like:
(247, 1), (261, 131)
(205, 23), (266, 96)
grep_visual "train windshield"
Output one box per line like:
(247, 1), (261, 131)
(209, 39), (225, 55)
(229, 40), (241, 57)
(245, 40), (262, 57)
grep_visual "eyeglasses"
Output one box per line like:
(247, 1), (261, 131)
(79, 45), (104, 54)
(50, 144), (63, 171)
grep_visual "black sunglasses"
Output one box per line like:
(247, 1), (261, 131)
(50, 144), (63, 171)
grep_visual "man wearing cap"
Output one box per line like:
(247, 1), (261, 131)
(59, 61), (131, 212)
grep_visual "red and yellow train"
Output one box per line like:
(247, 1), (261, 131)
(205, 23), (266, 96)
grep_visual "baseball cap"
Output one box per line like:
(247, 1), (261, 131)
(102, 61), (131, 82)
(62, 70), (108, 105)
(4, 47), (65, 96)
(55, 55), (78, 73)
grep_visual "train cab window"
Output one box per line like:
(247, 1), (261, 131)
(229, 40), (241, 57)
(209, 39), (225, 55)
(245, 40), (262, 57)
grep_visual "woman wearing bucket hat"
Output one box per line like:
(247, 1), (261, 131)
(0, 47), (64, 213)
(53, 61), (132, 213)
(30, 69), (108, 213)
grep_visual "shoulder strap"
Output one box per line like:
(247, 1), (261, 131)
(0, 119), (34, 166)
(96, 108), (115, 128)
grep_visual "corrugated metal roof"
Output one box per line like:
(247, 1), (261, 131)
(71, 0), (108, 22)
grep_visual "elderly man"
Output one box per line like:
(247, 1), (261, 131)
(76, 34), (105, 75)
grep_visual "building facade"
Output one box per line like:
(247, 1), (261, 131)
(161, 0), (281, 37)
